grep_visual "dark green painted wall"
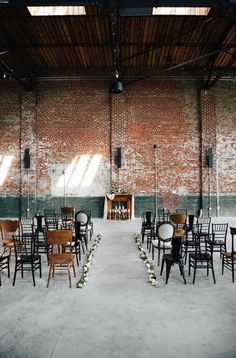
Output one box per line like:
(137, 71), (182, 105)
(0, 195), (235, 218)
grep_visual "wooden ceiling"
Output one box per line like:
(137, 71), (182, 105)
(0, 1), (236, 90)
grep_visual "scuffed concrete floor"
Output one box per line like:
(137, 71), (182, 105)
(0, 217), (236, 358)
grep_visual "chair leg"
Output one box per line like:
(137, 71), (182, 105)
(178, 261), (186, 284)
(68, 265), (72, 288)
(160, 258), (164, 275)
(152, 244), (154, 261)
(166, 262), (171, 284)
(157, 248), (161, 266)
(7, 258), (10, 278)
(13, 264), (17, 286)
(72, 262), (76, 277)
(232, 260), (234, 283)
(31, 263), (36, 286)
(184, 244), (188, 264)
(39, 257), (42, 278)
(47, 265), (53, 288)
(211, 261), (216, 284)
(193, 260), (197, 284)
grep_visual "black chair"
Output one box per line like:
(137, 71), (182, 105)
(210, 223), (228, 258)
(80, 209), (93, 238)
(197, 217), (211, 235)
(141, 211), (156, 245)
(31, 215), (48, 256)
(0, 251), (10, 286)
(75, 210), (92, 243)
(12, 233), (42, 286)
(44, 209), (59, 230)
(160, 236), (186, 284)
(157, 208), (170, 222)
(188, 225), (216, 284)
(151, 221), (175, 266)
(183, 214), (196, 263)
(222, 227), (236, 282)
(73, 221), (86, 264)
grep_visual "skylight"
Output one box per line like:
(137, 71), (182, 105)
(152, 7), (210, 16)
(27, 6), (86, 16)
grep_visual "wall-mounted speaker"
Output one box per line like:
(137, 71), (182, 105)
(206, 147), (213, 168)
(23, 148), (30, 169)
(115, 147), (123, 168)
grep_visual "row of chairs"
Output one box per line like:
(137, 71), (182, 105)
(0, 208), (94, 287)
(141, 211), (236, 284)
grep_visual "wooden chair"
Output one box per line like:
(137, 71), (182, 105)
(0, 251), (10, 286)
(0, 220), (21, 257)
(46, 229), (76, 288)
(61, 207), (74, 228)
(222, 227), (236, 282)
(170, 213), (187, 238)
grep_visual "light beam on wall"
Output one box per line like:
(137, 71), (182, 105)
(56, 154), (102, 190)
(81, 155), (102, 187)
(68, 154), (90, 188)
(0, 155), (14, 186)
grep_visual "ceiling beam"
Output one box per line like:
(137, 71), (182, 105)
(124, 44), (235, 86)
(204, 6), (236, 88)
(2, 0), (236, 7)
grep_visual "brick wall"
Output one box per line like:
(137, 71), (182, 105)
(0, 78), (235, 217)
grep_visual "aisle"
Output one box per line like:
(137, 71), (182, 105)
(84, 219), (148, 292)
(1, 219), (236, 358)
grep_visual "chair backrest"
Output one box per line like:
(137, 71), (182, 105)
(61, 207), (74, 217)
(75, 210), (88, 224)
(13, 233), (38, 258)
(230, 227), (236, 254)
(156, 221), (175, 241)
(141, 211), (155, 225)
(212, 223), (228, 242)
(0, 220), (20, 241)
(46, 229), (72, 251)
(171, 236), (183, 261)
(157, 208), (170, 222)
(33, 214), (44, 233)
(170, 213), (187, 226)
(187, 215), (195, 231)
(44, 211), (59, 230)
(197, 217), (211, 234)
(80, 209), (93, 224)
(20, 218), (33, 235)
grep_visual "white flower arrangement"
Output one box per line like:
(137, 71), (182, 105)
(134, 234), (159, 287)
(77, 234), (102, 288)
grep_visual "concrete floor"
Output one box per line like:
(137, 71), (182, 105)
(0, 217), (236, 358)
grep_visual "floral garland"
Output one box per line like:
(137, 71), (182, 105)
(77, 234), (102, 288)
(134, 234), (159, 287)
